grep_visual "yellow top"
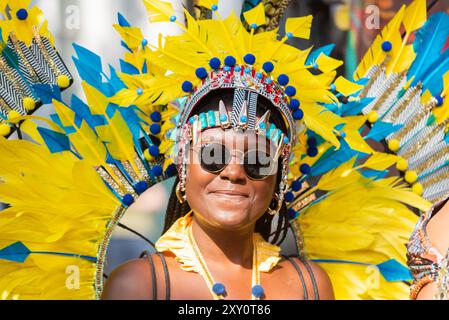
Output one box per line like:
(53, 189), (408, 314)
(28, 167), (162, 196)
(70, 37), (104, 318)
(155, 211), (282, 273)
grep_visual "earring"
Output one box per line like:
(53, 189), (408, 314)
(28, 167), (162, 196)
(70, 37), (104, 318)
(267, 193), (282, 215)
(176, 181), (186, 203)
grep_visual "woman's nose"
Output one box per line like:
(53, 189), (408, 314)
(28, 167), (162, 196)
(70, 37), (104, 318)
(219, 154), (246, 183)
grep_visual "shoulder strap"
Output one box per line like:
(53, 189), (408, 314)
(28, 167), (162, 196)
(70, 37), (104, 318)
(145, 252), (158, 300)
(155, 252), (171, 300)
(300, 258), (320, 300)
(283, 255), (308, 300)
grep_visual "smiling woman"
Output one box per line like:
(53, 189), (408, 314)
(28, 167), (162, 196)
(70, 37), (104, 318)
(101, 87), (335, 300)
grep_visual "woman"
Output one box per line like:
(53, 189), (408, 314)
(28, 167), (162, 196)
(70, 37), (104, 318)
(101, 89), (334, 300)
(407, 196), (449, 299)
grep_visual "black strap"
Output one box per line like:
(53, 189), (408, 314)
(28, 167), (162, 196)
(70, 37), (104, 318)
(301, 258), (320, 300)
(155, 252), (171, 300)
(284, 255), (308, 300)
(146, 252), (158, 300)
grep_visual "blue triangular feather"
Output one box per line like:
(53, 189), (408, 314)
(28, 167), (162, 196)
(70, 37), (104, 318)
(120, 59), (140, 75)
(0, 242), (31, 263)
(50, 114), (76, 134)
(117, 12), (131, 27)
(421, 48), (449, 95)
(108, 65), (126, 92)
(360, 169), (389, 180)
(120, 40), (133, 53)
(340, 97), (375, 116)
(310, 140), (358, 176)
(72, 43), (102, 73)
(410, 12), (449, 85)
(306, 44), (335, 66)
(37, 127), (71, 153)
(377, 259), (413, 282)
(71, 94), (106, 129)
(32, 84), (62, 104)
(72, 57), (103, 89)
(365, 121), (403, 142)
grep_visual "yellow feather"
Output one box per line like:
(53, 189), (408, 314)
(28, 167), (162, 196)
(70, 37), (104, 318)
(334, 76), (364, 96)
(143, 0), (175, 23)
(113, 25), (143, 51)
(243, 3), (266, 27)
(402, 0), (427, 33)
(302, 103), (342, 148)
(362, 152), (399, 171)
(315, 53), (343, 73)
(285, 15), (313, 39)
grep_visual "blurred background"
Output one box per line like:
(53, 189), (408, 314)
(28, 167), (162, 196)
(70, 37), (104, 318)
(16, 0), (449, 275)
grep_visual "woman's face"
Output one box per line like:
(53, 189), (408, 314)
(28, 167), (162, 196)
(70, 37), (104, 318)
(184, 127), (279, 230)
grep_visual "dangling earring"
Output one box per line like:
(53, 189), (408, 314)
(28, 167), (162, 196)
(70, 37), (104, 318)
(267, 193), (282, 215)
(176, 181), (186, 203)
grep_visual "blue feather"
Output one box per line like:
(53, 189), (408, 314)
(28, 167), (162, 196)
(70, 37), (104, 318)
(0, 242), (30, 263)
(37, 127), (71, 153)
(410, 13), (449, 85)
(365, 121), (403, 142)
(306, 44), (335, 66)
(340, 97), (375, 116)
(117, 12), (131, 27)
(120, 59), (140, 75)
(72, 43), (102, 74)
(377, 259), (413, 282)
(421, 48), (449, 95)
(32, 84), (62, 104)
(310, 140), (358, 176)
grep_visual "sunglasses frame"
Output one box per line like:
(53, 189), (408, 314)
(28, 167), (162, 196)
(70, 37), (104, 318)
(189, 142), (280, 181)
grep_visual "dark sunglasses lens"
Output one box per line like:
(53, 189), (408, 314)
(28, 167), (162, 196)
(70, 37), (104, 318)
(199, 143), (231, 173)
(244, 149), (277, 180)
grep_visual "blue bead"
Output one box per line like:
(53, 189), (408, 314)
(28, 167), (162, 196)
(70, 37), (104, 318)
(277, 74), (289, 86)
(209, 57), (221, 70)
(285, 86), (296, 97)
(195, 67), (208, 79)
(293, 109), (304, 120)
(234, 66), (241, 72)
(134, 181), (149, 195)
(149, 145), (160, 157)
(165, 164), (177, 177)
(244, 53), (256, 65)
(182, 81), (193, 93)
(286, 32), (293, 39)
(307, 147), (318, 157)
(284, 191), (294, 202)
(291, 180), (302, 192)
(224, 56), (236, 67)
(170, 15), (177, 22)
(256, 72), (263, 79)
(436, 95), (444, 106)
(150, 111), (162, 122)
(16, 9), (28, 20)
(283, 136), (289, 144)
(136, 88), (143, 95)
(252, 285), (264, 298)
(262, 62), (274, 73)
(300, 163), (311, 174)
(382, 41), (392, 52)
(250, 23), (258, 29)
(122, 194), (134, 206)
(287, 208), (297, 220)
(330, 83), (336, 91)
(258, 122), (266, 130)
(219, 114), (228, 122)
(150, 124), (161, 135)
(152, 165), (163, 176)
(212, 283), (226, 295)
(189, 116), (196, 124)
(244, 67), (251, 74)
(265, 78), (272, 84)
(211, 4), (218, 11)
(307, 137), (317, 147)
(224, 66), (231, 72)
(289, 99), (300, 110)
(240, 115), (247, 123)
(141, 39), (148, 47)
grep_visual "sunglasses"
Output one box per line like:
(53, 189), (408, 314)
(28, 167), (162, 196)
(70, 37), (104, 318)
(190, 142), (279, 180)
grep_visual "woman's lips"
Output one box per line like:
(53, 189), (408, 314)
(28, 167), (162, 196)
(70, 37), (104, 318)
(208, 190), (249, 200)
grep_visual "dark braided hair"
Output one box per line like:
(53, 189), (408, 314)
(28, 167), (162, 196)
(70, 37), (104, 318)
(163, 88), (290, 245)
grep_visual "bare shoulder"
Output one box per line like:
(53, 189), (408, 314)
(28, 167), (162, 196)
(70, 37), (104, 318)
(101, 257), (152, 300)
(286, 257), (335, 300)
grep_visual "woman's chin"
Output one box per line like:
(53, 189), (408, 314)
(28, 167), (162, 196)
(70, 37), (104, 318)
(204, 207), (251, 229)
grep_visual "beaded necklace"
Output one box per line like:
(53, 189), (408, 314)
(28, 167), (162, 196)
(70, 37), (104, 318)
(187, 223), (264, 300)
